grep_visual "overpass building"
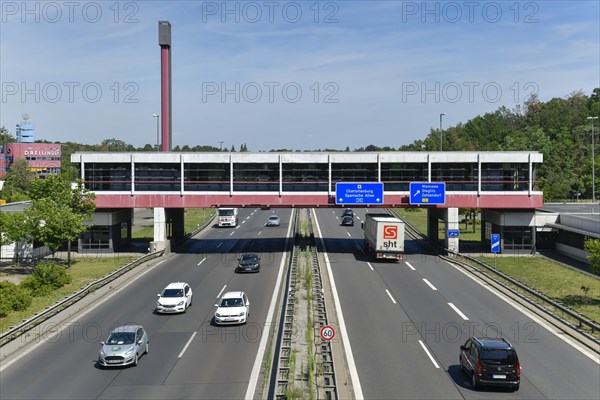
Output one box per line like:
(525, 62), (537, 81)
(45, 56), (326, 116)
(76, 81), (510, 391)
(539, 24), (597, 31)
(71, 151), (545, 254)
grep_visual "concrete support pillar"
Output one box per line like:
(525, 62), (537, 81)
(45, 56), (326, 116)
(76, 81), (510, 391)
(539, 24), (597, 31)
(445, 207), (460, 255)
(150, 207), (168, 252)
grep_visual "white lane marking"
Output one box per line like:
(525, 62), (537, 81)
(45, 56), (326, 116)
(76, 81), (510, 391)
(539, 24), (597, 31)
(246, 216), (250, 220)
(235, 225), (240, 229)
(405, 262), (416, 271)
(423, 278), (438, 291)
(313, 209), (364, 399)
(216, 285), (227, 298)
(419, 340), (440, 369)
(229, 231), (235, 236)
(242, 220), (246, 224)
(245, 208), (295, 400)
(367, 262), (374, 271)
(447, 261), (600, 364)
(216, 242), (223, 248)
(346, 232), (351, 237)
(197, 257), (206, 266)
(178, 332), (197, 358)
(448, 302), (469, 320)
(0, 259), (168, 373)
(385, 289), (397, 304)
(258, 231), (262, 236)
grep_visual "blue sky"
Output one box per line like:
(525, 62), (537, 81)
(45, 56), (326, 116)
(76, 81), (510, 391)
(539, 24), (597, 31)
(1, 0), (599, 151)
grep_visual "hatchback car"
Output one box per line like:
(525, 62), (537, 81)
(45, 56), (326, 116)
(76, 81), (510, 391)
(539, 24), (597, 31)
(342, 208), (353, 218)
(214, 291), (250, 325)
(459, 337), (520, 391)
(266, 215), (280, 226)
(156, 282), (193, 313)
(97, 325), (149, 368)
(341, 216), (354, 226)
(236, 253), (261, 273)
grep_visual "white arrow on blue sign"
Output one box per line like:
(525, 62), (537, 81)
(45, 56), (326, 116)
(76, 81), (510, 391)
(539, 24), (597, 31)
(335, 182), (384, 205)
(491, 234), (500, 253)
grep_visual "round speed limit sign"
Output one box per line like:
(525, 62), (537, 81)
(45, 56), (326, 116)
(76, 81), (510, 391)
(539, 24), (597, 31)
(320, 325), (335, 341)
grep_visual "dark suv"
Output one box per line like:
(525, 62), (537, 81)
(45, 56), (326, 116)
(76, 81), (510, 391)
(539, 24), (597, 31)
(459, 337), (520, 391)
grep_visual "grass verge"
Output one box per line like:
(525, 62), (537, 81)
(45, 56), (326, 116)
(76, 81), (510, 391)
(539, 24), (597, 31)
(0, 256), (136, 334)
(475, 256), (599, 323)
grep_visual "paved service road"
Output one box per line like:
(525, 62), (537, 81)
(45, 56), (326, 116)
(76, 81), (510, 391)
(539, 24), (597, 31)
(0, 208), (293, 400)
(313, 208), (600, 400)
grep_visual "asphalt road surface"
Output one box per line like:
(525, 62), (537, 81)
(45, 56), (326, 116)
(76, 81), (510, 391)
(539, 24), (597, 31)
(0, 208), (292, 400)
(1, 207), (598, 399)
(313, 208), (600, 400)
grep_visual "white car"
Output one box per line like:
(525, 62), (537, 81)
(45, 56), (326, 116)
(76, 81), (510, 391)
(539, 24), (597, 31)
(266, 215), (280, 226)
(156, 282), (193, 313)
(214, 291), (250, 325)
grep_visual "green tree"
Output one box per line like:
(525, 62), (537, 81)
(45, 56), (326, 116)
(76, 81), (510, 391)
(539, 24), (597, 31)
(0, 210), (30, 264)
(99, 138), (135, 152)
(1, 158), (35, 202)
(584, 239), (600, 275)
(25, 175), (95, 266)
(0, 126), (16, 145)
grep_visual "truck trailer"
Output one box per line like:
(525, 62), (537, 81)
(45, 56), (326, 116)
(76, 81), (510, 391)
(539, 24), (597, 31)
(363, 213), (405, 261)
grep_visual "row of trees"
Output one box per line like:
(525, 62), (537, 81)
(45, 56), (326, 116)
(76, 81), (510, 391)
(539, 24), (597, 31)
(0, 175), (95, 267)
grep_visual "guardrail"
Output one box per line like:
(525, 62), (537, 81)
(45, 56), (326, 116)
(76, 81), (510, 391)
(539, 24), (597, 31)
(387, 209), (600, 345)
(0, 250), (164, 347)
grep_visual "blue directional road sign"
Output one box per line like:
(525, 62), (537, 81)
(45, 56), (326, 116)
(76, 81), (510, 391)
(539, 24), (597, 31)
(491, 234), (500, 253)
(335, 182), (384, 205)
(448, 229), (460, 237)
(409, 182), (446, 205)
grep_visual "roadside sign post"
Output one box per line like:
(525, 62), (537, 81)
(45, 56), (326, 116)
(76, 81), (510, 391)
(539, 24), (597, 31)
(491, 233), (500, 269)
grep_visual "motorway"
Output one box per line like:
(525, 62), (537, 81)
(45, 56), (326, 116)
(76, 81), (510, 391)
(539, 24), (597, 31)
(0, 208), (293, 400)
(1, 207), (599, 400)
(313, 208), (600, 400)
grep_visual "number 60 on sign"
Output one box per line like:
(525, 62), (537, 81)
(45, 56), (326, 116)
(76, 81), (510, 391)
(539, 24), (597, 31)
(320, 325), (335, 341)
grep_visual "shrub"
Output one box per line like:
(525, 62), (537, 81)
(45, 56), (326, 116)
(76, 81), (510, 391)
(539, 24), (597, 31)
(0, 281), (32, 316)
(21, 262), (72, 297)
(584, 239), (600, 275)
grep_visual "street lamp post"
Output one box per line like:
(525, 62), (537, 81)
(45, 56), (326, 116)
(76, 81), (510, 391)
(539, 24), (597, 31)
(587, 116), (598, 202)
(152, 114), (160, 151)
(440, 113), (446, 151)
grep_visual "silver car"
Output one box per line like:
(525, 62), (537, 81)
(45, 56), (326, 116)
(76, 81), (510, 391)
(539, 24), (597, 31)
(97, 325), (149, 368)
(266, 215), (280, 226)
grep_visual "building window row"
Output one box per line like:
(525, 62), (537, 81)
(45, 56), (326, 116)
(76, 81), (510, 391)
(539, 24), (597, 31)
(80, 162), (535, 192)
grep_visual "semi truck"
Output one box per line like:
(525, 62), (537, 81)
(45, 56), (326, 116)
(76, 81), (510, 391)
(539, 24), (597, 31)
(217, 207), (239, 227)
(363, 213), (405, 261)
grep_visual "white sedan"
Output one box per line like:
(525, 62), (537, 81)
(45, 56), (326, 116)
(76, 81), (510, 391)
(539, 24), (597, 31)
(156, 282), (193, 313)
(214, 291), (250, 325)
